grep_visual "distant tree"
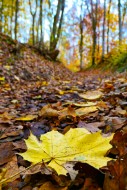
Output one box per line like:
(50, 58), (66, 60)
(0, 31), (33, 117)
(36, 0), (44, 46)
(107, 0), (112, 53)
(85, 0), (98, 65)
(39, 0), (44, 44)
(79, 0), (84, 70)
(10, 0), (15, 37)
(122, 1), (127, 25)
(29, 0), (38, 45)
(118, 0), (122, 44)
(102, 0), (106, 61)
(0, 0), (4, 32)
(14, 0), (19, 40)
(50, 0), (65, 51)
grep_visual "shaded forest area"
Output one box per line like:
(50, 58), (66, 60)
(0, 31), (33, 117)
(1, 0), (127, 190)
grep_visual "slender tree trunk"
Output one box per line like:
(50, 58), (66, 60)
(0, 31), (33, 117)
(102, 0), (106, 61)
(107, 0), (112, 53)
(79, 1), (84, 70)
(85, 0), (98, 65)
(0, 0), (4, 33)
(91, 0), (98, 65)
(14, 0), (19, 40)
(32, 15), (35, 45)
(10, 0), (14, 37)
(118, 0), (122, 45)
(122, 2), (127, 26)
(50, 0), (61, 50)
(40, 0), (44, 43)
(79, 20), (83, 70)
(50, 0), (65, 51)
(29, 0), (37, 45)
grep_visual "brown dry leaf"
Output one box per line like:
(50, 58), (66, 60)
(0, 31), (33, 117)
(0, 112), (15, 122)
(0, 142), (14, 165)
(39, 181), (68, 190)
(0, 126), (23, 140)
(19, 163), (42, 175)
(77, 121), (105, 133)
(20, 163), (52, 177)
(115, 106), (126, 115)
(4, 155), (20, 181)
(13, 140), (27, 150)
(104, 82), (114, 90)
(103, 157), (127, 190)
(39, 104), (59, 118)
(52, 173), (71, 187)
(97, 101), (108, 109)
(79, 90), (103, 100)
(104, 116), (125, 131)
(75, 106), (98, 116)
(58, 106), (76, 120)
(0, 156), (20, 187)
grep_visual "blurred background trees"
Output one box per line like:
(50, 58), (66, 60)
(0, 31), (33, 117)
(0, 0), (127, 71)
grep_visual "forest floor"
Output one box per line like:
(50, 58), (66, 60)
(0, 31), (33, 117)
(0, 33), (127, 190)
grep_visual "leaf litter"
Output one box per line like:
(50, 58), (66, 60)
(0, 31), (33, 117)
(1, 33), (127, 189)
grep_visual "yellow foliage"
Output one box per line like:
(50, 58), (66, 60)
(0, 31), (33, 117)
(20, 128), (113, 176)
(16, 114), (38, 121)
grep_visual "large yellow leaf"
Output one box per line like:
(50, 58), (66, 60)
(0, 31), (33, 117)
(20, 128), (113, 176)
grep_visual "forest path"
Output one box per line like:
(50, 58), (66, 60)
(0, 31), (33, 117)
(0, 33), (127, 189)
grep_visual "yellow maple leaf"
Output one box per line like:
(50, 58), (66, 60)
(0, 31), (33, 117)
(20, 128), (113, 176)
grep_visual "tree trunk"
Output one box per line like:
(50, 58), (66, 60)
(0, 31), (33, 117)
(40, 0), (44, 44)
(14, 0), (19, 40)
(29, 0), (37, 45)
(50, 0), (65, 51)
(85, 0), (98, 65)
(79, 1), (84, 70)
(91, 0), (98, 65)
(32, 15), (35, 45)
(102, 0), (106, 61)
(118, 0), (122, 45)
(10, 0), (14, 37)
(0, 0), (4, 33)
(107, 0), (112, 53)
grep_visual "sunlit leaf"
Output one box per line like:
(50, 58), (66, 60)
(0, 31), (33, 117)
(79, 90), (103, 100)
(0, 77), (5, 81)
(64, 101), (97, 107)
(20, 128), (113, 176)
(16, 114), (38, 121)
(75, 106), (98, 116)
